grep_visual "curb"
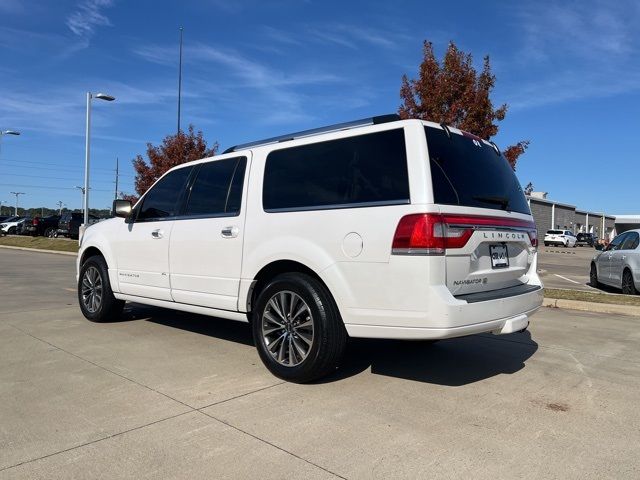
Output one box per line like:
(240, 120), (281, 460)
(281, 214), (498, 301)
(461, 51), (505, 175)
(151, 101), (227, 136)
(0, 245), (77, 256)
(543, 297), (640, 317)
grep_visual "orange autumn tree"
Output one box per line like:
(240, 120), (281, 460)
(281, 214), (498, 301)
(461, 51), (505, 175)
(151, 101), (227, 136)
(124, 125), (219, 203)
(399, 41), (529, 169)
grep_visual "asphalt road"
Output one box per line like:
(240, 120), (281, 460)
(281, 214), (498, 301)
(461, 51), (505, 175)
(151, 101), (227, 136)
(537, 245), (599, 291)
(1, 248), (639, 479)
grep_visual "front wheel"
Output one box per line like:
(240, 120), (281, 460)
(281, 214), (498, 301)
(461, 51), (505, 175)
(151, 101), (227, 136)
(252, 273), (347, 383)
(44, 227), (55, 238)
(78, 255), (124, 322)
(622, 270), (638, 295)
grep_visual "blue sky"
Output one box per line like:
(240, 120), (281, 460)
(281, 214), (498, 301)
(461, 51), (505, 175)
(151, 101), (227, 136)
(1, 0), (639, 214)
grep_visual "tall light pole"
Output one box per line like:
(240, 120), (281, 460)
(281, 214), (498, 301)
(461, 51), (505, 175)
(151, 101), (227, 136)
(84, 92), (115, 225)
(0, 200), (5, 216)
(177, 26), (183, 135)
(57, 201), (65, 215)
(10, 191), (25, 216)
(0, 130), (20, 159)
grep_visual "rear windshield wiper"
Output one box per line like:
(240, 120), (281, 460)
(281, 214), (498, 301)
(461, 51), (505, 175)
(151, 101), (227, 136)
(473, 195), (510, 210)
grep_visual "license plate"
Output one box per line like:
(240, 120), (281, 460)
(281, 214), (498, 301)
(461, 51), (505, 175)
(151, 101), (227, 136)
(490, 244), (509, 269)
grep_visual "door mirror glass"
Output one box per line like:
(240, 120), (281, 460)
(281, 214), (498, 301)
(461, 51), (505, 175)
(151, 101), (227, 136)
(113, 199), (132, 218)
(595, 244), (604, 251)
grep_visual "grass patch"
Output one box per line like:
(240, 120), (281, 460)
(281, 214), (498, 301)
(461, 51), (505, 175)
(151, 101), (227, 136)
(0, 235), (78, 253)
(545, 288), (640, 307)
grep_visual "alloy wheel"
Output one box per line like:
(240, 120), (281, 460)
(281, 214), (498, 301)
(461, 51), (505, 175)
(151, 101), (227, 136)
(261, 291), (314, 367)
(81, 266), (103, 313)
(622, 271), (635, 295)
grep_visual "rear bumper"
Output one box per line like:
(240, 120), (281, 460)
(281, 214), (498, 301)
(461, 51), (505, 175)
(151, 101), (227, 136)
(343, 285), (543, 340)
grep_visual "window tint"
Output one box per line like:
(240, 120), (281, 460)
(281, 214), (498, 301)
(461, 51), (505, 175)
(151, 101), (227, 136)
(185, 157), (246, 216)
(547, 230), (563, 235)
(426, 127), (530, 215)
(621, 232), (639, 250)
(607, 233), (628, 251)
(138, 166), (192, 221)
(263, 129), (409, 211)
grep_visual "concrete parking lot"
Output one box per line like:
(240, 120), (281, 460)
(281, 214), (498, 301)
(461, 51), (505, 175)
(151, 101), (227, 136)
(1, 248), (639, 479)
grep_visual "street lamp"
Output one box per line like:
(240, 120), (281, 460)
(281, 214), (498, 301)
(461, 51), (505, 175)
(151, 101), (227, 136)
(75, 185), (89, 213)
(84, 92), (115, 225)
(0, 130), (21, 159)
(0, 200), (5, 216)
(10, 191), (25, 216)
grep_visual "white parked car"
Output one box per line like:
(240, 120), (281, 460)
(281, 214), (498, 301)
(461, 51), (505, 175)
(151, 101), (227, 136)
(77, 115), (543, 382)
(0, 216), (26, 235)
(590, 230), (640, 295)
(543, 229), (576, 248)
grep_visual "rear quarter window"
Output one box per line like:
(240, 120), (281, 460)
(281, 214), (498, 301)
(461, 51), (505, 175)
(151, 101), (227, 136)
(263, 129), (409, 211)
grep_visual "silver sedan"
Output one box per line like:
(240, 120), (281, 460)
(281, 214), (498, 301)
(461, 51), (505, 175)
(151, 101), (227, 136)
(590, 229), (640, 295)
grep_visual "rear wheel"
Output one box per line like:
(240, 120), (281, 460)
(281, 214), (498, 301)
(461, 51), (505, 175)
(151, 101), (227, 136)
(622, 269), (638, 295)
(78, 255), (124, 322)
(590, 263), (601, 288)
(44, 227), (54, 238)
(7, 227), (15, 234)
(252, 273), (347, 383)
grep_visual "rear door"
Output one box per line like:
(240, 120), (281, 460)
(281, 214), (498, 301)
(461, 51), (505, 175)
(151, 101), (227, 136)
(599, 233), (626, 282)
(169, 155), (249, 311)
(424, 125), (537, 297)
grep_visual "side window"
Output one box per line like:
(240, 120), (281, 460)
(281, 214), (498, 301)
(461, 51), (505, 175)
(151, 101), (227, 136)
(608, 233), (628, 251)
(184, 157), (247, 216)
(621, 232), (639, 250)
(263, 129), (409, 211)
(137, 166), (193, 221)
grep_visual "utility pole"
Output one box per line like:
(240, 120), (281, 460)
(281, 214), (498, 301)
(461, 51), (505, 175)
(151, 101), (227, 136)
(10, 191), (25, 216)
(114, 157), (119, 201)
(177, 26), (184, 135)
(57, 201), (65, 215)
(0, 200), (5, 216)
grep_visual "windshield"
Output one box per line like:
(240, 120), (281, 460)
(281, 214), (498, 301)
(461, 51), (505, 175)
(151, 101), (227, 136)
(425, 126), (530, 215)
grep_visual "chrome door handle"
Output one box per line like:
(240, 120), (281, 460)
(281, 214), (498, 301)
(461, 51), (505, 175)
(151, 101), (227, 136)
(151, 229), (163, 239)
(221, 226), (239, 238)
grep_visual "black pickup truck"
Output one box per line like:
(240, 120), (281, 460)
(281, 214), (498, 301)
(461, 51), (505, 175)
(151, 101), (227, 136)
(23, 215), (60, 237)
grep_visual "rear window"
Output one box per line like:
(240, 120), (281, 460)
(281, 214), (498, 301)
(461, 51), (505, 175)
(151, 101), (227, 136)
(547, 230), (564, 235)
(425, 127), (530, 215)
(263, 129), (409, 211)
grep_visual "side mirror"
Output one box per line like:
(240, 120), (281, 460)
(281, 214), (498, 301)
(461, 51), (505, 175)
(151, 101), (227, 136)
(595, 244), (604, 251)
(113, 199), (132, 218)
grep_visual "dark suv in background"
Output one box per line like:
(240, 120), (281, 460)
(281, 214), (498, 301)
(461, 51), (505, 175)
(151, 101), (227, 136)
(576, 232), (597, 247)
(57, 212), (99, 240)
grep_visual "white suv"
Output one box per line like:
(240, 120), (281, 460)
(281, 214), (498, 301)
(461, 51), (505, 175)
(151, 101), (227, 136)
(543, 229), (577, 248)
(77, 115), (543, 382)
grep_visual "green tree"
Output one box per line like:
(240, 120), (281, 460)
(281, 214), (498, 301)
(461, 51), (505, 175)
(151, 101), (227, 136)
(399, 41), (529, 168)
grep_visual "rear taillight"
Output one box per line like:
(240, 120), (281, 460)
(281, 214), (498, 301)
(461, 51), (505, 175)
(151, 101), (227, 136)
(33, 218), (39, 226)
(392, 213), (537, 255)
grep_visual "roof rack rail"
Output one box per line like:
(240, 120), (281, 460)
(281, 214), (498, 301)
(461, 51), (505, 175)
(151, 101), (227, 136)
(222, 113), (401, 154)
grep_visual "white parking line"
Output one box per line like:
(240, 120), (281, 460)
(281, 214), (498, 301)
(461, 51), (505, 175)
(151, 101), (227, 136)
(554, 274), (581, 284)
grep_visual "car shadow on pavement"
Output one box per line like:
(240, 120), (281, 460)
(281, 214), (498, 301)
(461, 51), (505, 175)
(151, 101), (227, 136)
(122, 303), (538, 386)
(321, 331), (538, 386)
(125, 303), (255, 347)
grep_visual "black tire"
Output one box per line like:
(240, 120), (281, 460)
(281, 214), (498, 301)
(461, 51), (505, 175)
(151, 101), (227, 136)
(622, 269), (638, 295)
(544, 242), (549, 247)
(8, 227), (16, 234)
(44, 227), (54, 238)
(590, 263), (601, 288)
(252, 273), (347, 383)
(78, 255), (124, 322)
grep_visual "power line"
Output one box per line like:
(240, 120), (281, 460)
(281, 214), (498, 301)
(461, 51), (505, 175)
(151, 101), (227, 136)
(0, 183), (113, 192)
(0, 158), (125, 172)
